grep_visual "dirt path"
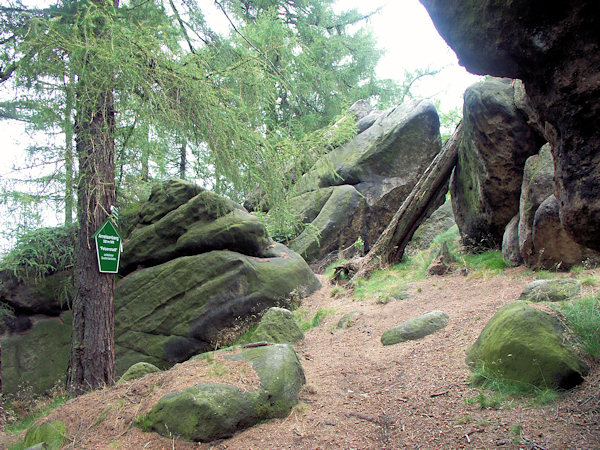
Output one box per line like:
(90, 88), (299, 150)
(4, 271), (600, 449)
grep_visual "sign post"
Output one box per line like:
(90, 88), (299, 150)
(93, 216), (122, 273)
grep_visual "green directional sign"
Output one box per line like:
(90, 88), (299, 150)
(93, 217), (122, 273)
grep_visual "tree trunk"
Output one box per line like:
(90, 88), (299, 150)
(69, 0), (119, 394)
(346, 122), (463, 280)
(179, 139), (187, 179)
(69, 87), (117, 395)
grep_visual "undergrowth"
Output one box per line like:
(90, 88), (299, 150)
(0, 224), (76, 282)
(3, 388), (71, 435)
(467, 364), (559, 408)
(555, 293), (600, 359)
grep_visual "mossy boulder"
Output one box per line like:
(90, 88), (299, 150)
(121, 190), (268, 275)
(114, 245), (319, 374)
(251, 307), (304, 344)
(137, 344), (304, 442)
(381, 310), (449, 346)
(466, 301), (588, 389)
(450, 78), (545, 249)
(2, 312), (72, 395)
(23, 421), (67, 450)
(118, 362), (161, 383)
(138, 178), (204, 226)
(406, 199), (455, 254)
(518, 279), (582, 302)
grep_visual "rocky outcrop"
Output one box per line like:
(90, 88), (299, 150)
(381, 310), (448, 346)
(419, 0), (600, 252)
(289, 99), (442, 265)
(118, 362), (162, 383)
(450, 77), (545, 248)
(137, 344), (305, 442)
(501, 144), (600, 269)
(2, 179), (320, 391)
(115, 180), (319, 374)
(466, 301), (588, 390)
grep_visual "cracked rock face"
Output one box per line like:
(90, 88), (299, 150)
(420, 0), (600, 251)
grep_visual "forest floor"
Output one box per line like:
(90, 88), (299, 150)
(2, 269), (600, 449)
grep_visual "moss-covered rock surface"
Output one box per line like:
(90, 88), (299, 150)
(2, 312), (72, 394)
(251, 307), (304, 344)
(23, 421), (67, 450)
(118, 362), (162, 383)
(518, 279), (582, 302)
(381, 310), (448, 346)
(136, 344), (304, 442)
(115, 244), (319, 374)
(466, 301), (588, 389)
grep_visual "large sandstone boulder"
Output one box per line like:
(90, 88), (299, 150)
(290, 185), (367, 263)
(466, 302), (588, 390)
(120, 189), (269, 275)
(518, 144), (555, 266)
(115, 179), (319, 373)
(531, 196), (600, 270)
(406, 198), (455, 254)
(137, 344), (305, 442)
(419, 0), (600, 252)
(289, 99), (442, 265)
(115, 243), (319, 374)
(450, 77), (544, 248)
(518, 279), (581, 303)
(2, 312), (72, 394)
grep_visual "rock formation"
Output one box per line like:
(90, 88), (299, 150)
(1, 179), (320, 393)
(289, 99), (442, 266)
(419, 0), (600, 251)
(451, 77), (544, 248)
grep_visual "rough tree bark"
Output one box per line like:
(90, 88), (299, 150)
(336, 122), (463, 281)
(69, 0), (119, 395)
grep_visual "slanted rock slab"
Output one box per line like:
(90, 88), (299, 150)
(466, 301), (588, 390)
(518, 279), (582, 303)
(381, 310), (449, 346)
(251, 307), (304, 344)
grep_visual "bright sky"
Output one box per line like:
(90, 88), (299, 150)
(0, 0), (481, 250)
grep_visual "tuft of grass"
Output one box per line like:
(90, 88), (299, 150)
(324, 259), (348, 280)
(329, 285), (347, 298)
(461, 251), (508, 278)
(555, 293), (600, 358)
(230, 325), (258, 346)
(454, 414), (472, 425)
(294, 307), (335, 331)
(576, 273), (600, 287)
(468, 364), (559, 407)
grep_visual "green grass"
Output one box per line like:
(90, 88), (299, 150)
(555, 293), (600, 358)
(461, 251), (508, 278)
(294, 307), (335, 331)
(467, 364), (560, 407)
(4, 394), (71, 434)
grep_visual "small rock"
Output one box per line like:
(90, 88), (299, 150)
(518, 279), (582, 302)
(381, 311), (449, 346)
